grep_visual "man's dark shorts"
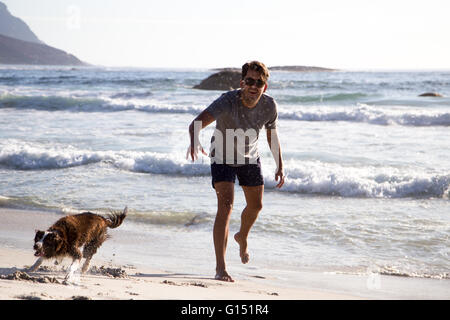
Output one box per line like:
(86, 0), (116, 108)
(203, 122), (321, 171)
(210, 158), (264, 189)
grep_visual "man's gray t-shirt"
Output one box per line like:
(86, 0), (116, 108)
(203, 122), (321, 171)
(205, 89), (278, 165)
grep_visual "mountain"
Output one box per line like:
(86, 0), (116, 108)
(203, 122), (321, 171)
(0, 2), (42, 44)
(0, 34), (86, 66)
(0, 1), (87, 66)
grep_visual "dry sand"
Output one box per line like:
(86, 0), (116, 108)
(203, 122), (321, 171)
(0, 246), (360, 300)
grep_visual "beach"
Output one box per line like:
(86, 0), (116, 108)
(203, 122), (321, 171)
(1, 207), (449, 301)
(0, 67), (449, 301)
(0, 207), (362, 300)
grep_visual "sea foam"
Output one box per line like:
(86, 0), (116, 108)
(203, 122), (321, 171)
(0, 141), (210, 175)
(265, 161), (450, 198)
(1, 142), (448, 199)
(1, 93), (449, 126)
(277, 104), (450, 126)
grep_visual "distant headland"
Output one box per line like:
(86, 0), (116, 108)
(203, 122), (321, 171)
(0, 1), (87, 66)
(269, 65), (337, 72)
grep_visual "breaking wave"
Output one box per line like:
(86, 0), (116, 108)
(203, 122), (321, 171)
(0, 142), (210, 176)
(268, 161), (450, 198)
(0, 93), (202, 113)
(1, 94), (448, 126)
(277, 92), (368, 104)
(1, 142), (449, 199)
(278, 105), (450, 126)
(0, 93), (204, 114)
(110, 90), (153, 99)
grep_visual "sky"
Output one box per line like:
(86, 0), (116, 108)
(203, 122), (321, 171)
(3, 0), (450, 70)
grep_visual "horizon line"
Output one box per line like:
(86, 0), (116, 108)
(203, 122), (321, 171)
(1, 63), (450, 72)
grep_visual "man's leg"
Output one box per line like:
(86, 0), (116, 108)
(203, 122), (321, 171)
(234, 185), (264, 264)
(213, 181), (235, 282)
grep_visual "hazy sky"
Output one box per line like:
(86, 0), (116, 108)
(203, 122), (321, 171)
(3, 0), (450, 69)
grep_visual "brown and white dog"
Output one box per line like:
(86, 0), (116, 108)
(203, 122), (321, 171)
(30, 207), (127, 282)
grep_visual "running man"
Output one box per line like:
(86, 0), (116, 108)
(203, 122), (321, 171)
(188, 61), (285, 282)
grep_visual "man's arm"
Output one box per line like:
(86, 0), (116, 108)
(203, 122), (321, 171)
(188, 110), (215, 162)
(266, 128), (285, 188)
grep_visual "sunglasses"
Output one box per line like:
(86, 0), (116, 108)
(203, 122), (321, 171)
(244, 77), (266, 88)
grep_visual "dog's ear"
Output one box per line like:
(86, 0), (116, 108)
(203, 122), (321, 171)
(34, 230), (45, 242)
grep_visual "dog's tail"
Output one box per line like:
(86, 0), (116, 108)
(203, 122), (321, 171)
(106, 206), (128, 229)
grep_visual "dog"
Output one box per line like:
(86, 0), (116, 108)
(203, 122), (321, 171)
(30, 207), (127, 282)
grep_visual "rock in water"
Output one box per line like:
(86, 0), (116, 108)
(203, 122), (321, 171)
(193, 71), (241, 91)
(419, 92), (443, 97)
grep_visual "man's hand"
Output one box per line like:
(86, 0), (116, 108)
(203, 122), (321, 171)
(187, 110), (215, 162)
(267, 129), (285, 188)
(275, 167), (285, 188)
(186, 143), (207, 162)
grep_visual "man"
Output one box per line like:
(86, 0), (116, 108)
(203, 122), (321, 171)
(188, 61), (285, 282)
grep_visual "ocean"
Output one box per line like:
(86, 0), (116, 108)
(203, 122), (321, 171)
(0, 66), (449, 294)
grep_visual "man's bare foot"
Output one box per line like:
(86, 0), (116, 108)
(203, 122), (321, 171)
(234, 232), (250, 264)
(215, 270), (234, 282)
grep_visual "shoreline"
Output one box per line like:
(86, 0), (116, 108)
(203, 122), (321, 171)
(0, 207), (361, 300)
(0, 247), (362, 300)
(1, 207), (449, 300)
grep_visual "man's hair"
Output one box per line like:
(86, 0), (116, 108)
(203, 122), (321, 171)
(241, 61), (269, 81)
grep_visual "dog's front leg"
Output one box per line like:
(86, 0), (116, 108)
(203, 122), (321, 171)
(29, 257), (44, 272)
(81, 256), (92, 274)
(65, 258), (81, 283)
